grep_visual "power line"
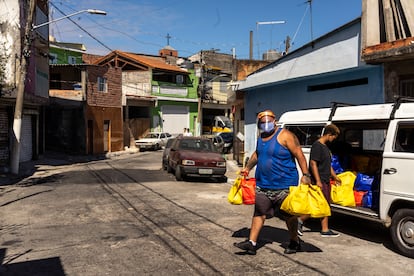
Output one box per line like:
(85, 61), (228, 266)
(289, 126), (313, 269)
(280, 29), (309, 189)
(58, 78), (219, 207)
(49, 2), (112, 52)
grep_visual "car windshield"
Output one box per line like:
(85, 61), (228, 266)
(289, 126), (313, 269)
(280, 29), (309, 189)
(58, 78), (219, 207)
(145, 133), (159, 139)
(179, 139), (213, 151)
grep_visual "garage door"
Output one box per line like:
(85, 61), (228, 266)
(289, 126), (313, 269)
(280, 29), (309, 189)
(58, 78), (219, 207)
(161, 105), (189, 135)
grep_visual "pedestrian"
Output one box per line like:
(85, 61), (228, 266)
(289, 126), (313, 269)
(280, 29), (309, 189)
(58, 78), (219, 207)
(233, 110), (311, 255)
(183, 128), (192, 136)
(297, 124), (341, 237)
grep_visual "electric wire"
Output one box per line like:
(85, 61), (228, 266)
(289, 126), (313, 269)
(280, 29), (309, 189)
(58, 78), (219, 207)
(49, 1), (112, 52)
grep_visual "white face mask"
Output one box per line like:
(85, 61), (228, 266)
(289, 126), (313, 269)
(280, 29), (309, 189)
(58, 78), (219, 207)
(259, 121), (275, 133)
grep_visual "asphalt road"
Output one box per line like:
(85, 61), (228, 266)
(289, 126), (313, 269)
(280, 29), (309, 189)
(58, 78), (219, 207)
(0, 151), (413, 275)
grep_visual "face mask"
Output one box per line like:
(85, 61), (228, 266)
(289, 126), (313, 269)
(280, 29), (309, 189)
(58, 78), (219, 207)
(259, 121), (275, 133)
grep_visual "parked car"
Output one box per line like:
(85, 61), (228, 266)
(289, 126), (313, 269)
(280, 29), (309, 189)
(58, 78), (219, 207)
(217, 132), (233, 153)
(167, 136), (227, 181)
(202, 134), (225, 153)
(135, 132), (172, 151)
(162, 138), (176, 170)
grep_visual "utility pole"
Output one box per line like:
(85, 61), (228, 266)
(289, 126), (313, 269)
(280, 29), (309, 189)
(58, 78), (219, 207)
(11, 0), (36, 174)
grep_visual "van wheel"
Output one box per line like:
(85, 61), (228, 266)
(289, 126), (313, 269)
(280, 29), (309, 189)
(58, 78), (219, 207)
(175, 166), (183, 181)
(390, 208), (414, 258)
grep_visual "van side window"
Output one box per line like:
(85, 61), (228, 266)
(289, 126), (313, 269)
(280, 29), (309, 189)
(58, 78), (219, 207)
(395, 124), (414, 153)
(285, 125), (324, 147)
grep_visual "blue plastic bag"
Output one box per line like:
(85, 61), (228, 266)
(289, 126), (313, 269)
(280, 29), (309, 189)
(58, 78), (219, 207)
(331, 155), (344, 174)
(362, 191), (372, 208)
(354, 173), (374, 191)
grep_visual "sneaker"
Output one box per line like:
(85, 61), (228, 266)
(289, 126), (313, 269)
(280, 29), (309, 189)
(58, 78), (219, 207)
(233, 240), (256, 255)
(284, 239), (301, 254)
(297, 220), (303, 236)
(320, 229), (340, 237)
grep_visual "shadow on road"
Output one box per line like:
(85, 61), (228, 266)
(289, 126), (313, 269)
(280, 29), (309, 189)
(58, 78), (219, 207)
(232, 225), (323, 253)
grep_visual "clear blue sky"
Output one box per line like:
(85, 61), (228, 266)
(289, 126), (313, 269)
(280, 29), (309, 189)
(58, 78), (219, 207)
(49, 0), (362, 59)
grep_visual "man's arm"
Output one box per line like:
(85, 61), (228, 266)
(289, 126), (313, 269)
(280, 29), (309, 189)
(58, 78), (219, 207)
(241, 151), (258, 176)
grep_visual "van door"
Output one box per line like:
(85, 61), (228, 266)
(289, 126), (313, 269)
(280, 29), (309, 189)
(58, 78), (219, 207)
(381, 119), (414, 257)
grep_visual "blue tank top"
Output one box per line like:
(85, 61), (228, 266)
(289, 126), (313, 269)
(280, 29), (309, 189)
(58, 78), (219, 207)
(255, 128), (299, 190)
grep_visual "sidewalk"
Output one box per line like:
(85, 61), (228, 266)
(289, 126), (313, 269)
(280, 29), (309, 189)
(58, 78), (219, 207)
(0, 148), (242, 186)
(0, 148), (141, 186)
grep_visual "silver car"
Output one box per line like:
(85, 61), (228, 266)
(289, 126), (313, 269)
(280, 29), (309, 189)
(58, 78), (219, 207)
(135, 132), (172, 151)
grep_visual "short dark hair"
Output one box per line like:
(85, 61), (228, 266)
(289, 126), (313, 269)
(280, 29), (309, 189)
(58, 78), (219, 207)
(324, 124), (340, 136)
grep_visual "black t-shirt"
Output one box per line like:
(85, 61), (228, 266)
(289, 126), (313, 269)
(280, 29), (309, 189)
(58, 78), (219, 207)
(310, 141), (332, 183)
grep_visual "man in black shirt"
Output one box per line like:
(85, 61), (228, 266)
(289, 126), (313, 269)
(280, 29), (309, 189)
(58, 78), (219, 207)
(298, 124), (342, 237)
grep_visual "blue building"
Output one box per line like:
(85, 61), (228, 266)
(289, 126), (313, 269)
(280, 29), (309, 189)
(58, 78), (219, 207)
(238, 18), (384, 160)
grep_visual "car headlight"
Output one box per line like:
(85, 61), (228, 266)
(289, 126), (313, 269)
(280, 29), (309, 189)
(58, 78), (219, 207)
(216, 161), (226, 167)
(182, 160), (195, 165)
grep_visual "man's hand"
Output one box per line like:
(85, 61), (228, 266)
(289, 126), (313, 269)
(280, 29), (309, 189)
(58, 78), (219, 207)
(301, 174), (311, 184)
(240, 168), (249, 177)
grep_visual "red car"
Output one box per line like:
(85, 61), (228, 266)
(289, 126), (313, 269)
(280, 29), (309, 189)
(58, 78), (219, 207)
(167, 136), (227, 181)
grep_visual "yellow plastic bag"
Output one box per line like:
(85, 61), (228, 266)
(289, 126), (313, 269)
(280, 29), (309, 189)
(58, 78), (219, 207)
(308, 185), (331, 218)
(331, 171), (356, 207)
(228, 176), (243, 205)
(281, 184), (311, 216)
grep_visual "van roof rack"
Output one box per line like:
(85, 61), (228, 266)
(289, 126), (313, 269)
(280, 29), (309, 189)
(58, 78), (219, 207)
(390, 96), (414, 120)
(328, 102), (355, 121)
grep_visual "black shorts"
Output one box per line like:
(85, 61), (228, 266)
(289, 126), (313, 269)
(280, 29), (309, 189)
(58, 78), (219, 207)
(254, 187), (291, 219)
(321, 182), (332, 204)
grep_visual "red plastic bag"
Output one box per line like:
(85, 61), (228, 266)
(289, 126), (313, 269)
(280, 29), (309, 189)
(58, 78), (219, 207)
(241, 177), (256, 205)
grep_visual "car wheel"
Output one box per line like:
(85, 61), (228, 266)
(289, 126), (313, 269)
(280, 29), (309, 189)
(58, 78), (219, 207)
(390, 208), (414, 258)
(175, 166), (183, 181)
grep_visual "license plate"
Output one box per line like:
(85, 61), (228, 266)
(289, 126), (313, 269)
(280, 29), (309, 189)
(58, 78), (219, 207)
(199, 168), (213, 174)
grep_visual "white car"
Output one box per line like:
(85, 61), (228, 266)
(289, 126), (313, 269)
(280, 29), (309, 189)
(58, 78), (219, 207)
(135, 132), (173, 151)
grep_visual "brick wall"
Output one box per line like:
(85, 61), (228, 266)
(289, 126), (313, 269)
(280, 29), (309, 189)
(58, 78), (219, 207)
(86, 66), (122, 107)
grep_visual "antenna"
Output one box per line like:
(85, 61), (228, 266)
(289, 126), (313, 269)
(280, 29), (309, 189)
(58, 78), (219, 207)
(307, 0), (314, 42)
(256, 20), (286, 59)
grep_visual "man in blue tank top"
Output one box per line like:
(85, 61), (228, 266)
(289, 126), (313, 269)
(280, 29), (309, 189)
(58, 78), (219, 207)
(234, 110), (311, 255)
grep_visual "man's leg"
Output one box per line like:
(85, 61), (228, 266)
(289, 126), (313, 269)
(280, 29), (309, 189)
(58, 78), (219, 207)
(249, 215), (265, 242)
(284, 215), (301, 254)
(234, 215), (265, 255)
(286, 215), (299, 242)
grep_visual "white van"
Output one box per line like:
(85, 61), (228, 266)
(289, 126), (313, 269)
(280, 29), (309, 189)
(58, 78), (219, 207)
(278, 100), (414, 258)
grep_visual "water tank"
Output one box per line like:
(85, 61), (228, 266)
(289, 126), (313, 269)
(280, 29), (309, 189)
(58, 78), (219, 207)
(262, 49), (281, 61)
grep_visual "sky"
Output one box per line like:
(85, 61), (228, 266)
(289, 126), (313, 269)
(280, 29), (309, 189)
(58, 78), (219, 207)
(48, 0), (362, 59)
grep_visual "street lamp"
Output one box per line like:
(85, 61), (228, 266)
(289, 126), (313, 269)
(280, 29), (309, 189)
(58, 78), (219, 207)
(32, 9), (107, 30)
(10, 7), (107, 174)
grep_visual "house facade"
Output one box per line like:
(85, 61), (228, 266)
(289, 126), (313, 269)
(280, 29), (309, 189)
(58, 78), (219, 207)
(0, 0), (49, 172)
(48, 63), (123, 155)
(94, 50), (196, 139)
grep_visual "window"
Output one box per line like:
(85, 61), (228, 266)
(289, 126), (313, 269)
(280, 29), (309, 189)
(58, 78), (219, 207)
(395, 123), (414, 153)
(98, 77), (107, 92)
(399, 77), (414, 97)
(285, 125), (324, 147)
(307, 78), (368, 92)
(68, 56), (77, 64)
(49, 53), (58, 64)
(176, 75), (184, 84)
